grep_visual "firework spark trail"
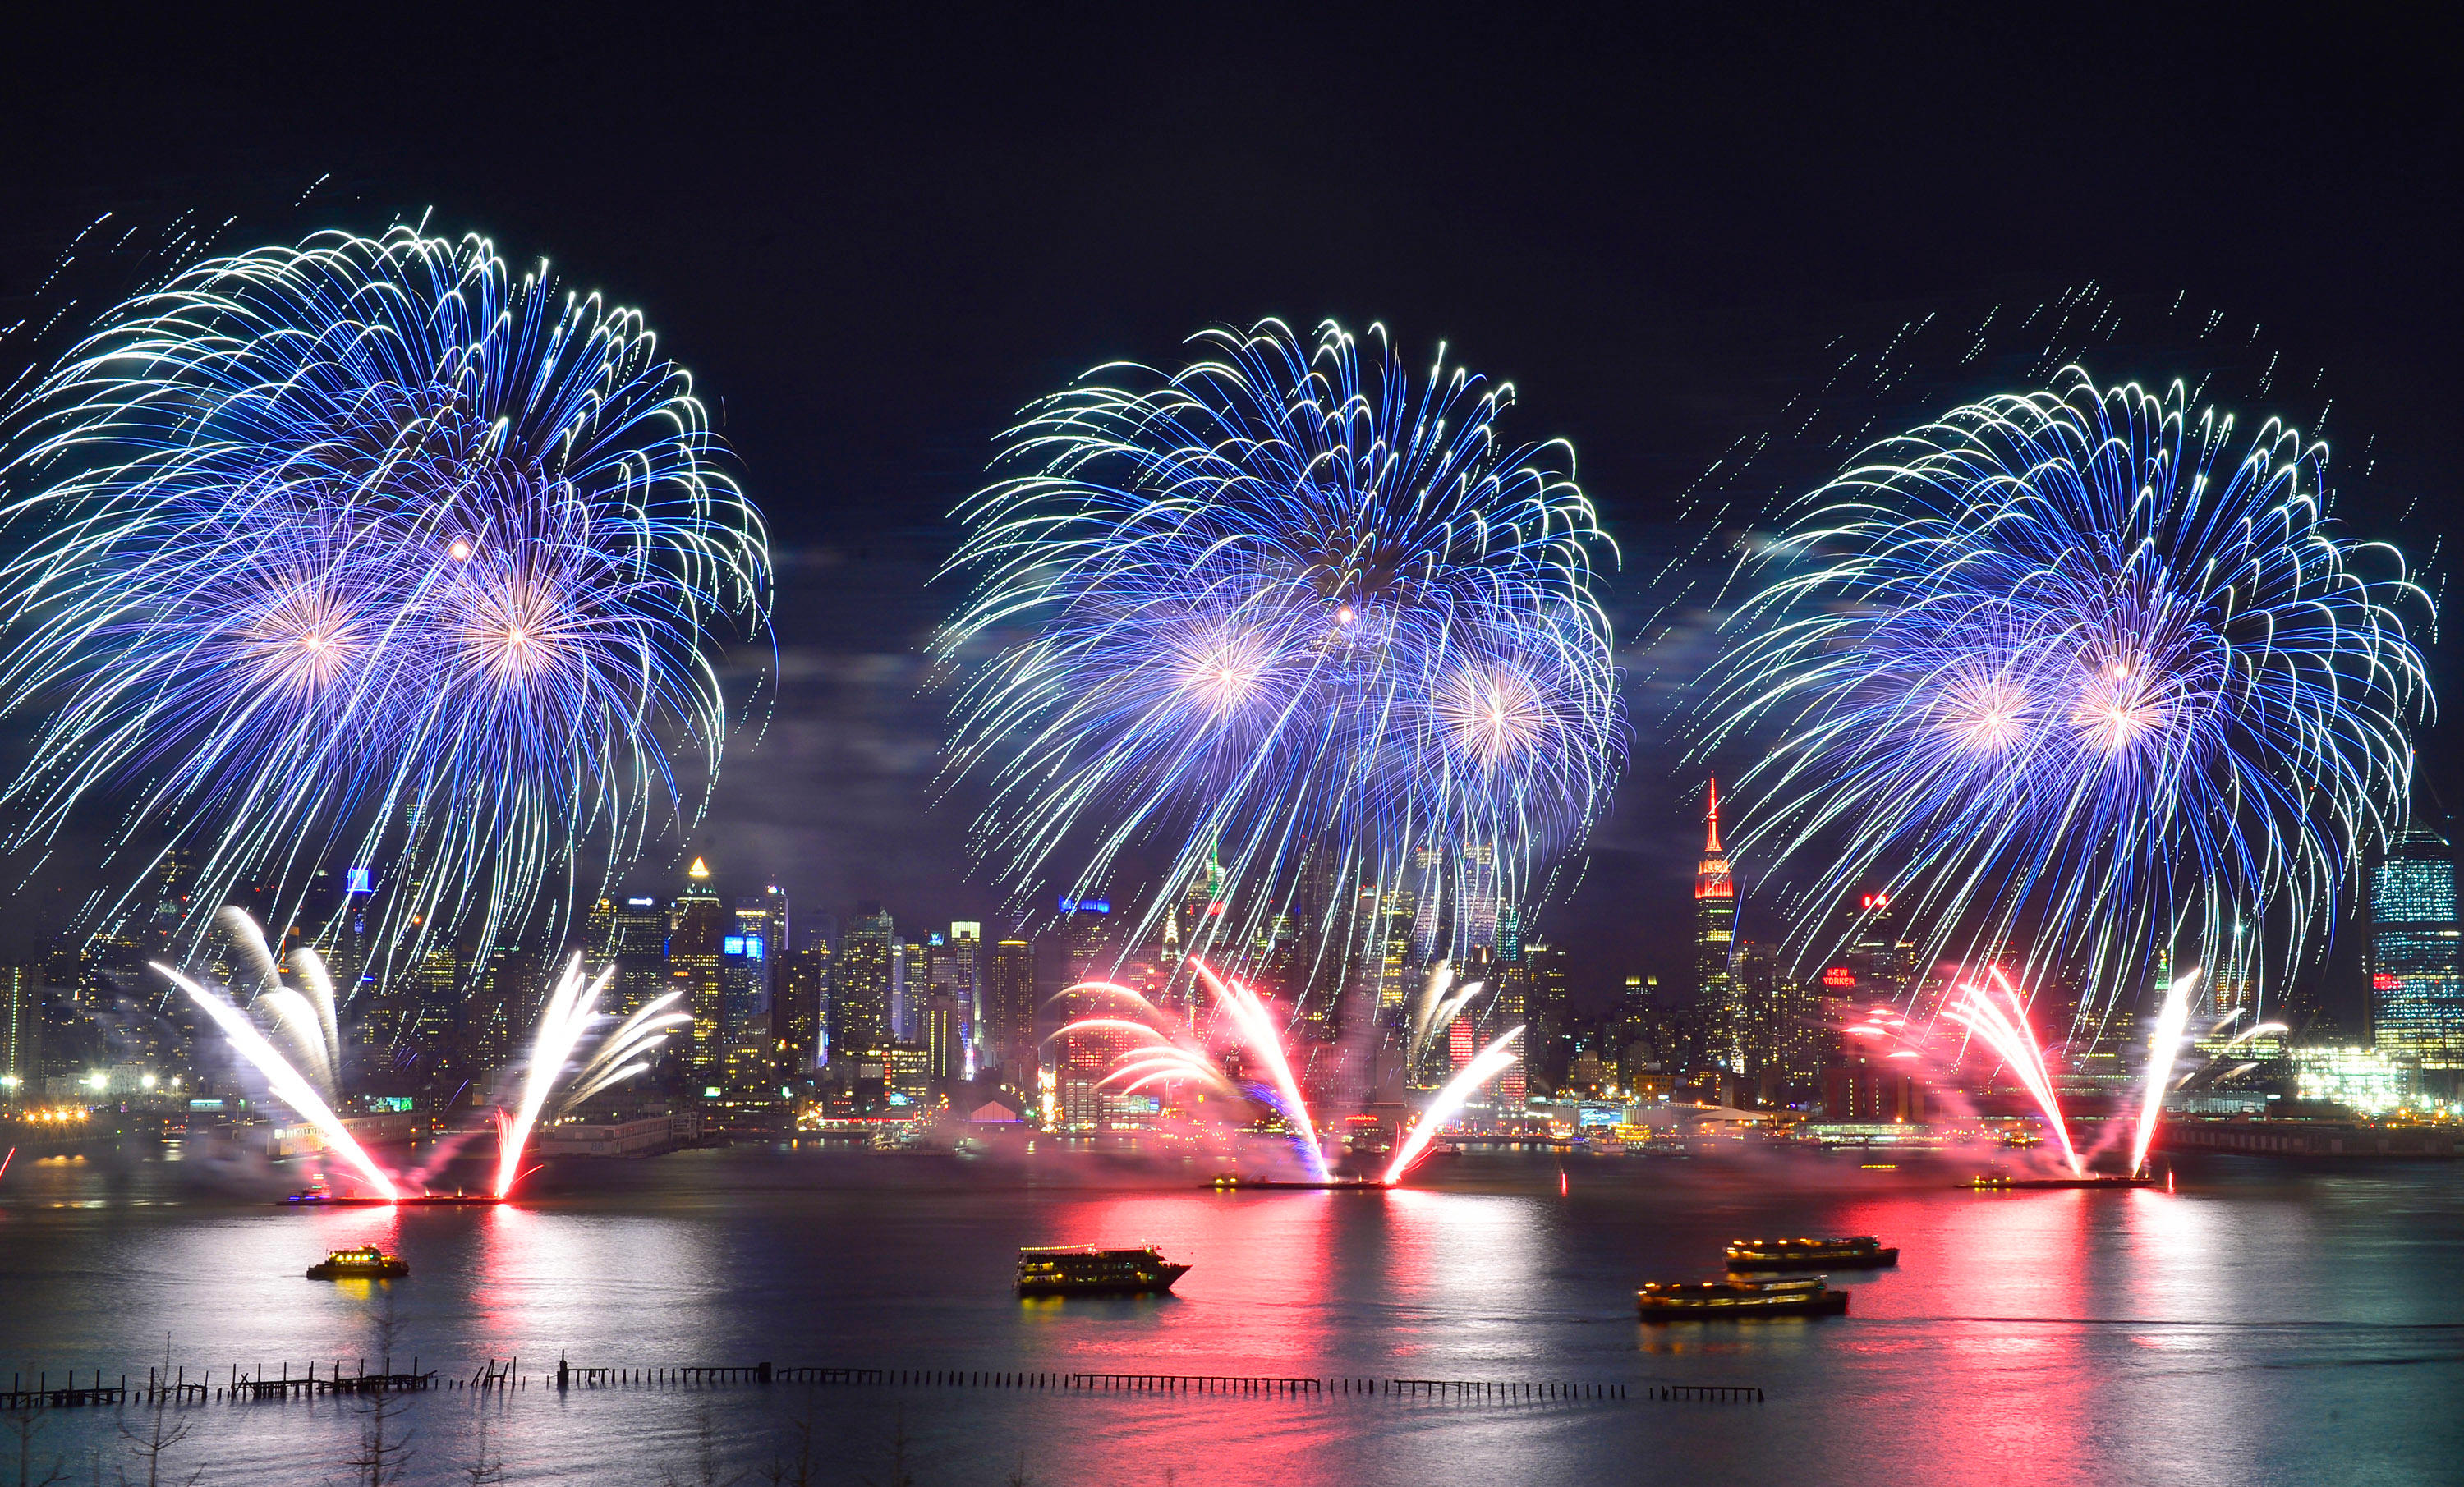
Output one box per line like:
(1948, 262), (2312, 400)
(937, 319), (1619, 992)
(494, 958), (684, 1197)
(1055, 988), (1279, 1140)
(1703, 369), (2429, 1032)
(2131, 968), (2204, 1176)
(156, 962), (398, 1200)
(1385, 1027), (1524, 1185)
(1943, 969), (2080, 1176)
(1190, 959), (1329, 1180)
(1406, 962), (1492, 1072)
(1095, 1031), (1242, 1101)
(0, 226), (770, 973)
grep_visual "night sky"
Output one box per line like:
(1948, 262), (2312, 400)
(2, 8), (2455, 1016)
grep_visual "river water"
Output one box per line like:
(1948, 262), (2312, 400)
(1, 1142), (2458, 1486)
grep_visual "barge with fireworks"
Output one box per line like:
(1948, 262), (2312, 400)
(1017, 1246), (1190, 1297)
(306, 1246), (408, 1280)
(1207, 1174), (1385, 1191)
(1637, 1276), (1850, 1319)
(1726, 1235), (1898, 1270)
(1966, 1174), (2158, 1191)
(279, 1190), (505, 1207)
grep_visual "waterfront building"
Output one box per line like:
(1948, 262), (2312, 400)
(1695, 779), (1740, 1072)
(669, 859), (727, 1094)
(882, 1042), (932, 1103)
(2292, 1044), (2421, 1114)
(2370, 828), (2463, 1076)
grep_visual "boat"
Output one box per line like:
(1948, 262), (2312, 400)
(1206, 1174), (1385, 1191)
(1966, 1174), (2158, 1191)
(306, 1246), (409, 1280)
(278, 1191), (505, 1207)
(1015, 1245), (1190, 1297)
(1637, 1276), (1849, 1319)
(1725, 1235), (1898, 1270)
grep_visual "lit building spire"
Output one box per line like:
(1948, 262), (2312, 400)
(1696, 778), (1732, 901)
(1694, 776), (1741, 1075)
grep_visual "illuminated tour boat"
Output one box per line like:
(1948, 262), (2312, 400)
(306, 1246), (409, 1280)
(1725, 1235), (1899, 1270)
(1636, 1276), (1850, 1319)
(1015, 1245), (1191, 1297)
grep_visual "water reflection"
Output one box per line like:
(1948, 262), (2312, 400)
(0, 1150), (2458, 1486)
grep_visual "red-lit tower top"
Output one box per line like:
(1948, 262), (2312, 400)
(1696, 778), (1733, 901)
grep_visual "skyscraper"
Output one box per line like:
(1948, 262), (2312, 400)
(584, 896), (618, 963)
(777, 934), (830, 1077)
(934, 923), (981, 1073)
(2370, 828), (2463, 1076)
(1049, 898), (1115, 1014)
(985, 937), (1035, 1079)
(719, 901), (775, 1095)
(1519, 939), (1570, 1087)
(1456, 842), (1500, 957)
(1736, 939), (1818, 1106)
(1839, 893), (1913, 1003)
(609, 897), (671, 1017)
(831, 903), (895, 1065)
(2, 966), (42, 1097)
(669, 858), (727, 1092)
(1696, 779), (1740, 1072)
(888, 936), (913, 1041)
(405, 943), (462, 1081)
(462, 942), (541, 1086)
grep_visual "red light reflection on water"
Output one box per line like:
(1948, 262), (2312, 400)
(977, 1182), (1568, 1487)
(1769, 1186), (2242, 1485)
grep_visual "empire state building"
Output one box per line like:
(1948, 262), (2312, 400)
(1696, 778), (1740, 1072)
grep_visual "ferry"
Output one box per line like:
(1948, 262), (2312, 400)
(1725, 1235), (1898, 1270)
(1016, 1245), (1190, 1297)
(1637, 1276), (1849, 1319)
(306, 1246), (409, 1280)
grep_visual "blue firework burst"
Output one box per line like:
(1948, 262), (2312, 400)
(937, 319), (1620, 984)
(0, 225), (770, 969)
(1704, 367), (2431, 1027)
